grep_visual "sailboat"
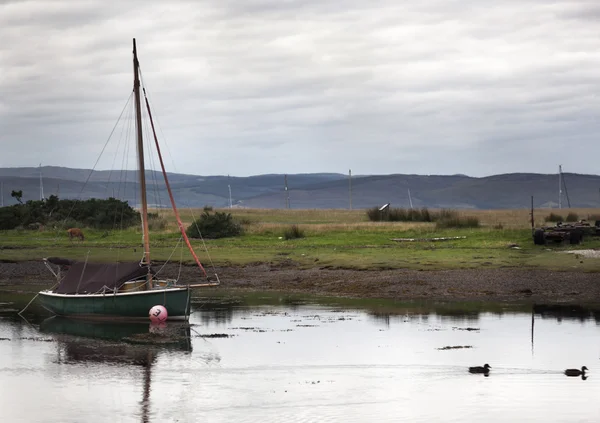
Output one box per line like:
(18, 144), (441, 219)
(37, 39), (219, 320)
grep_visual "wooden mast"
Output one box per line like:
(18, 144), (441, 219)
(133, 38), (151, 283)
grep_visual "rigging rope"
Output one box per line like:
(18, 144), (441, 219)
(142, 88), (208, 278)
(62, 93), (135, 226)
(139, 69), (220, 278)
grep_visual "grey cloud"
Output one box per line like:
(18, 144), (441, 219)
(1, 0), (600, 177)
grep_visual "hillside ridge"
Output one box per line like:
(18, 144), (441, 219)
(1, 166), (598, 210)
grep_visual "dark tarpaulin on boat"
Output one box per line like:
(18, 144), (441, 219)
(46, 257), (76, 266)
(55, 262), (150, 294)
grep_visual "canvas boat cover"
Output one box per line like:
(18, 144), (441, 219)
(54, 261), (151, 294)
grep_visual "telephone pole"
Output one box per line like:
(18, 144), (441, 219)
(348, 169), (352, 210)
(558, 164), (562, 209)
(39, 163), (45, 201)
(228, 175), (232, 208)
(284, 175), (290, 209)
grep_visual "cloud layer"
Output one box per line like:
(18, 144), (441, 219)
(2, 0), (600, 176)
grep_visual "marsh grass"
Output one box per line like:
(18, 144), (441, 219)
(147, 213), (168, 231)
(436, 216), (480, 229)
(4, 207), (600, 272)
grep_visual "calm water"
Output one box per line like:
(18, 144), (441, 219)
(1, 292), (599, 422)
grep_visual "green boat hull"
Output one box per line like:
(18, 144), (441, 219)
(38, 287), (191, 320)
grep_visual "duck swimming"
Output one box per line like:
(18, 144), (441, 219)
(564, 366), (588, 377)
(469, 364), (491, 374)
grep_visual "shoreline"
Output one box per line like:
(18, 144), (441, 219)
(1, 260), (600, 304)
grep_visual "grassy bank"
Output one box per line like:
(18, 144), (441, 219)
(2, 208), (600, 272)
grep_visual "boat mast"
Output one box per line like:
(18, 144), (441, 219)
(133, 38), (151, 275)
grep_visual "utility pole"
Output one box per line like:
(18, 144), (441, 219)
(348, 169), (352, 210)
(1, 181), (3, 207)
(408, 188), (413, 209)
(227, 175), (233, 208)
(284, 174), (290, 209)
(558, 164), (562, 209)
(39, 163), (45, 201)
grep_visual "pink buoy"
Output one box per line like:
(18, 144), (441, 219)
(149, 305), (168, 323)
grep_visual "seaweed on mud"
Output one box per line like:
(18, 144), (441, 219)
(437, 345), (473, 350)
(199, 333), (232, 338)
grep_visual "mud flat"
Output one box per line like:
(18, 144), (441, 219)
(1, 260), (600, 303)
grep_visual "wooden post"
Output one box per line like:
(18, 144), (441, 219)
(530, 195), (535, 235)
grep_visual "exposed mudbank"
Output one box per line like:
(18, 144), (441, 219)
(1, 260), (600, 303)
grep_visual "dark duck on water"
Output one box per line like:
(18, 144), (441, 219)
(469, 364), (491, 374)
(564, 366), (588, 377)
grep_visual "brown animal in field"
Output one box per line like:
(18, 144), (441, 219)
(67, 228), (85, 241)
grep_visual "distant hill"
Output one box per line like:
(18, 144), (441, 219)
(1, 166), (598, 210)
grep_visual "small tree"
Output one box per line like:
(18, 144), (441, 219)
(11, 190), (23, 204)
(186, 209), (243, 239)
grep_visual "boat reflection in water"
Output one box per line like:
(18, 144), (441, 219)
(39, 317), (193, 421)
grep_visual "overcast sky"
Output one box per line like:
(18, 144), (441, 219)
(1, 0), (600, 177)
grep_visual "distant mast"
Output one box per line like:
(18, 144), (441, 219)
(39, 163), (44, 201)
(558, 165), (562, 209)
(349, 169), (352, 210)
(284, 175), (290, 209)
(228, 175), (233, 209)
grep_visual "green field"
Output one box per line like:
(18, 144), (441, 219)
(2, 208), (600, 272)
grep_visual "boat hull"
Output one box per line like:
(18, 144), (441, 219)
(38, 287), (191, 320)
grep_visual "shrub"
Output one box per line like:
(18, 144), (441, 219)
(545, 213), (564, 222)
(283, 225), (305, 240)
(55, 218), (80, 230)
(186, 210), (243, 239)
(420, 207), (432, 222)
(0, 205), (22, 230)
(366, 206), (437, 222)
(438, 209), (459, 220)
(0, 196), (139, 230)
(436, 215), (480, 229)
(565, 212), (579, 222)
(387, 208), (407, 221)
(366, 207), (383, 221)
(366, 206), (473, 224)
